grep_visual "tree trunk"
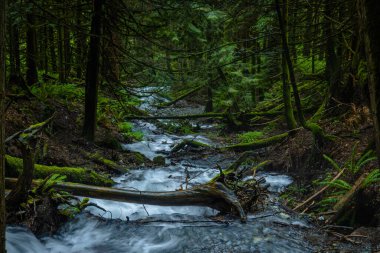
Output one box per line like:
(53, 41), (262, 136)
(102, 0), (121, 84)
(26, 0), (38, 86)
(75, 0), (85, 79)
(5, 146), (34, 208)
(205, 86), (213, 113)
(6, 178), (247, 222)
(0, 0), (6, 249)
(8, 20), (23, 89)
(57, 25), (65, 83)
(358, 0), (380, 166)
(63, 12), (71, 80)
(82, 0), (104, 141)
(275, 0), (306, 126)
(48, 26), (58, 72)
(280, 0), (297, 130)
(48, 27), (57, 72)
(325, 0), (342, 105)
(42, 25), (49, 73)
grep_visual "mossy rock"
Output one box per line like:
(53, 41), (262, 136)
(82, 151), (129, 174)
(127, 152), (149, 165)
(134, 152), (146, 164)
(97, 137), (122, 150)
(5, 155), (114, 187)
(153, 156), (166, 166)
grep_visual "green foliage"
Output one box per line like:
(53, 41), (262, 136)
(362, 169), (380, 188)
(322, 154), (341, 171)
(59, 197), (92, 218)
(357, 61), (368, 86)
(323, 143), (376, 174)
(295, 54), (326, 74)
(237, 131), (264, 143)
(316, 146), (377, 211)
(31, 82), (83, 102)
(21, 174), (92, 218)
(159, 121), (195, 135)
(118, 122), (143, 141)
(96, 93), (142, 127)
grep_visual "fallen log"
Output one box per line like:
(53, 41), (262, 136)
(159, 84), (206, 107)
(222, 132), (289, 151)
(5, 155), (114, 186)
(124, 111), (283, 121)
(5, 178), (247, 222)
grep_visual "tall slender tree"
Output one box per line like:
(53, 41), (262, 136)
(0, 0), (6, 251)
(358, 0), (380, 166)
(25, 0), (38, 86)
(280, 0), (297, 130)
(82, 0), (104, 141)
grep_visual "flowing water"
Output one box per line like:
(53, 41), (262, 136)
(5, 88), (370, 252)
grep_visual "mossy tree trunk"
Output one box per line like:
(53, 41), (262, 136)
(275, 0), (306, 127)
(280, 0), (297, 130)
(276, 0), (325, 143)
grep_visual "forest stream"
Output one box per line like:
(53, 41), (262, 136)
(4, 89), (372, 253)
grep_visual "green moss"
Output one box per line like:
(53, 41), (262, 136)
(97, 137), (122, 150)
(5, 155), (114, 186)
(237, 131), (264, 143)
(171, 140), (210, 153)
(224, 132), (289, 151)
(84, 152), (129, 173)
(153, 156), (166, 166)
(133, 152), (146, 164)
(118, 122), (143, 141)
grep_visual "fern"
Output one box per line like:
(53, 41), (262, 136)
(318, 147), (377, 211)
(354, 150), (377, 173)
(320, 179), (352, 191)
(323, 154), (341, 171)
(362, 169), (380, 188)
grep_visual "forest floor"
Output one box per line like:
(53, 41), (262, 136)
(5, 95), (152, 174)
